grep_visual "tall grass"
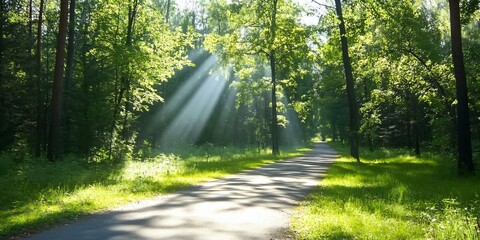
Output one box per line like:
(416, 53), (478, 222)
(0, 144), (312, 239)
(292, 143), (480, 240)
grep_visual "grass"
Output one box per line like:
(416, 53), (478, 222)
(292, 142), (480, 240)
(0, 144), (313, 239)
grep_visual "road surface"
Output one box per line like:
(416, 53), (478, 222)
(26, 143), (337, 240)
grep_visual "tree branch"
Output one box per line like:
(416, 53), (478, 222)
(311, 0), (335, 9)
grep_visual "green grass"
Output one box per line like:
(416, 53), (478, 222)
(0, 144), (313, 239)
(292, 143), (480, 240)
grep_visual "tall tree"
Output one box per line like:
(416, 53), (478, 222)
(166, 0), (171, 23)
(333, 0), (359, 161)
(270, 0), (279, 155)
(64, 0), (77, 152)
(0, 2), (4, 147)
(35, 0), (45, 156)
(29, 0), (33, 41)
(47, 0), (69, 161)
(204, 0), (308, 155)
(448, 0), (475, 175)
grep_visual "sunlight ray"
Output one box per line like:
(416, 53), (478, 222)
(280, 92), (303, 146)
(160, 74), (227, 146)
(145, 54), (217, 137)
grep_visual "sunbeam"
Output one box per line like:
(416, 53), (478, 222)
(211, 85), (237, 144)
(147, 54), (217, 129)
(280, 92), (303, 147)
(160, 74), (227, 146)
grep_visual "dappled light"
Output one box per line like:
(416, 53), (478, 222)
(26, 144), (335, 240)
(292, 144), (480, 239)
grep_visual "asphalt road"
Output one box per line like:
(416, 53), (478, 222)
(26, 143), (337, 240)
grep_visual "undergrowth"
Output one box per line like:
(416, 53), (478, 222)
(0, 144), (312, 239)
(292, 143), (480, 240)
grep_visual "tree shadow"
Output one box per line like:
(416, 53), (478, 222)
(24, 143), (337, 240)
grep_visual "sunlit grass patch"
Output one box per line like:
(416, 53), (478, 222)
(0, 143), (312, 239)
(292, 143), (480, 240)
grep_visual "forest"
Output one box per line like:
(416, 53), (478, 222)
(1, 0), (479, 170)
(0, 0), (479, 238)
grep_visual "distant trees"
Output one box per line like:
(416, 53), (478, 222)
(204, 0), (311, 155)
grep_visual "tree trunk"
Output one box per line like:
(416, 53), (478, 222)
(414, 125), (421, 156)
(81, 5), (91, 156)
(270, 53), (279, 155)
(412, 95), (421, 156)
(64, 0), (76, 153)
(47, 0), (69, 161)
(448, 0), (475, 175)
(166, 0), (171, 23)
(35, 0), (45, 157)
(332, 120), (337, 141)
(0, 2), (4, 141)
(29, 0), (33, 42)
(108, 0), (138, 159)
(126, 0), (138, 47)
(334, 0), (360, 162)
(121, 0), (138, 141)
(270, 0), (279, 155)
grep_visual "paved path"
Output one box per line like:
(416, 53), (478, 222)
(27, 143), (337, 240)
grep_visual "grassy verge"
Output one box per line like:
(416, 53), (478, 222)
(0, 144), (313, 239)
(292, 143), (480, 240)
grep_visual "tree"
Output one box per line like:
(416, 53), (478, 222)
(205, 0), (309, 155)
(35, 0), (46, 157)
(333, 0), (359, 161)
(270, 0), (280, 155)
(166, 0), (171, 23)
(448, 0), (475, 175)
(47, 0), (69, 161)
(64, 0), (77, 152)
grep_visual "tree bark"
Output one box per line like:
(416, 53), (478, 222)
(29, 0), (33, 42)
(166, 0), (171, 23)
(64, 0), (76, 153)
(334, 0), (360, 162)
(81, 3), (91, 156)
(414, 125), (421, 156)
(35, 0), (45, 157)
(270, 53), (279, 155)
(270, 0), (279, 155)
(122, 0), (138, 140)
(0, 2), (4, 140)
(47, 0), (69, 161)
(448, 0), (475, 175)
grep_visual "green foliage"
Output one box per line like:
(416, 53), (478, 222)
(423, 198), (480, 239)
(0, 144), (313, 239)
(292, 143), (480, 239)
(311, 0), (480, 157)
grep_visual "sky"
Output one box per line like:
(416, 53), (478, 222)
(172, 0), (332, 26)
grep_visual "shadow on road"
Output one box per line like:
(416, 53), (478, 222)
(27, 143), (337, 240)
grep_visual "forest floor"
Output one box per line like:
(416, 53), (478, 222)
(292, 143), (480, 239)
(20, 143), (336, 240)
(1, 144), (313, 239)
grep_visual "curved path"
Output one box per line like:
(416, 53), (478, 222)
(27, 143), (337, 240)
